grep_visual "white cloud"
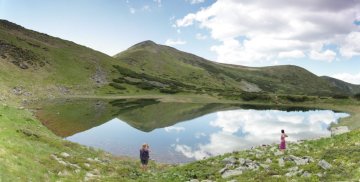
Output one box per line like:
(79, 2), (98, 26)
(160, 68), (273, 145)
(332, 72), (360, 84)
(165, 38), (187, 46)
(176, 0), (360, 65)
(164, 126), (185, 133)
(309, 50), (337, 62)
(195, 132), (206, 139)
(278, 50), (305, 59)
(186, 0), (205, 4)
(196, 33), (207, 40)
(340, 32), (360, 58)
(174, 110), (348, 160)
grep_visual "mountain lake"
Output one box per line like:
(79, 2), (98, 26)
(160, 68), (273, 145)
(34, 98), (349, 163)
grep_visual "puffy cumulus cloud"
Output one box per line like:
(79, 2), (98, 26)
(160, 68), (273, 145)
(165, 38), (187, 46)
(196, 33), (207, 40)
(176, 0), (360, 65)
(174, 110), (348, 160)
(332, 72), (360, 84)
(309, 50), (337, 62)
(278, 50), (305, 59)
(164, 126), (185, 133)
(340, 32), (360, 58)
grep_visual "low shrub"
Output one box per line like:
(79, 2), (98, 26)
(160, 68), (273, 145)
(354, 93), (360, 100)
(332, 94), (349, 99)
(109, 83), (126, 90)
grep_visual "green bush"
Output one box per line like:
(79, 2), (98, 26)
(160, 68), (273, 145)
(332, 94), (349, 99)
(109, 83), (126, 90)
(354, 93), (360, 100)
(160, 88), (180, 94)
(240, 92), (271, 101)
(279, 95), (310, 102)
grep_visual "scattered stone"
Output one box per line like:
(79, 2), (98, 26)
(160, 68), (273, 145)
(201, 180), (213, 182)
(302, 171), (311, 177)
(74, 169), (81, 174)
(285, 171), (298, 177)
(69, 163), (81, 169)
(288, 166), (298, 172)
(355, 142), (360, 146)
(84, 163), (91, 168)
(316, 172), (324, 177)
(318, 160), (332, 170)
(278, 158), (284, 167)
(92, 169), (100, 175)
(330, 126), (349, 136)
(238, 158), (246, 165)
(189, 179), (199, 182)
(226, 180), (237, 182)
(60, 152), (70, 158)
(84, 172), (98, 181)
(221, 168), (243, 179)
(58, 160), (67, 166)
(265, 158), (272, 163)
(260, 164), (270, 170)
(58, 170), (70, 177)
(270, 146), (277, 152)
(223, 156), (237, 165)
(274, 151), (283, 156)
(219, 166), (229, 174)
(272, 175), (281, 178)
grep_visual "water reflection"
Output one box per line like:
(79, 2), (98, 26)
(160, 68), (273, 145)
(65, 108), (348, 163)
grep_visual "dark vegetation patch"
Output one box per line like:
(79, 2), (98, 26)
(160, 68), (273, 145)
(109, 99), (160, 115)
(219, 91), (271, 101)
(0, 40), (47, 69)
(332, 94), (349, 99)
(278, 95), (312, 102)
(110, 65), (195, 92)
(353, 93), (360, 100)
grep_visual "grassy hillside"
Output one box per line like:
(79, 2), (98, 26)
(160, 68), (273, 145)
(1, 19), (359, 100)
(114, 40), (360, 96)
(0, 19), (126, 100)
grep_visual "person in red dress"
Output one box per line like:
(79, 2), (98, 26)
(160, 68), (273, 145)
(279, 129), (288, 152)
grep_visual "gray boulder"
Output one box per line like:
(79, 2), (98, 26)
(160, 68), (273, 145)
(318, 160), (332, 170)
(223, 156), (237, 165)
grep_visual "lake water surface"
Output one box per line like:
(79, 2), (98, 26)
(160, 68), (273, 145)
(35, 99), (349, 163)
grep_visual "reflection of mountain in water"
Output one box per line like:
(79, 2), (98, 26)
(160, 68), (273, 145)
(35, 98), (323, 137)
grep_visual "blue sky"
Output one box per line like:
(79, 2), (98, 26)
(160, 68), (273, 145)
(1, 0), (360, 84)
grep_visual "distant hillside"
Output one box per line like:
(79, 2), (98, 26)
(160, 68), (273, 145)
(114, 40), (360, 96)
(321, 76), (360, 95)
(1, 19), (359, 98)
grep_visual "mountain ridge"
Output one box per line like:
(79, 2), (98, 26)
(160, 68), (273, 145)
(1, 19), (359, 98)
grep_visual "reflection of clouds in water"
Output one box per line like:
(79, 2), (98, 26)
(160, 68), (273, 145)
(195, 132), (206, 139)
(176, 110), (349, 160)
(164, 126), (185, 133)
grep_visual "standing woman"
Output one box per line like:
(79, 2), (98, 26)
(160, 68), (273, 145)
(140, 143), (150, 171)
(279, 129), (288, 152)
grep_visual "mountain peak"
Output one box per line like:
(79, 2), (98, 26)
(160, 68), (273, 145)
(130, 40), (158, 49)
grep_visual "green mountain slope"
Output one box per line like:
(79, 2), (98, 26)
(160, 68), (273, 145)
(114, 40), (360, 96)
(1, 19), (359, 98)
(0, 19), (126, 98)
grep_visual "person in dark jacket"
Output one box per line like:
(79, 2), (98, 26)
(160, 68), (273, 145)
(140, 143), (150, 171)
